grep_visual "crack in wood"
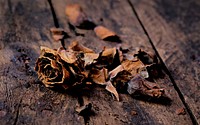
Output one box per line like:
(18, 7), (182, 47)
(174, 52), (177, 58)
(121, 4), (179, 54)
(126, 0), (198, 124)
(47, 0), (66, 50)
(46, 0), (90, 124)
(13, 98), (22, 125)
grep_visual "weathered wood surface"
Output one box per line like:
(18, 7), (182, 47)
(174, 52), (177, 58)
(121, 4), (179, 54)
(51, 0), (192, 125)
(0, 0), (197, 124)
(0, 0), (84, 125)
(131, 0), (200, 124)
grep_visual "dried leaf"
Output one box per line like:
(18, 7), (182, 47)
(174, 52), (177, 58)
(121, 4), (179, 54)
(127, 75), (164, 98)
(121, 59), (145, 76)
(97, 47), (121, 70)
(65, 4), (87, 26)
(65, 4), (95, 29)
(84, 53), (99, 66)
(57, 47), (77, 64)
(176, 107), (186, 115)
(50, 27), (65, 41)
(131, 110), (137, 116)
(94, 26), (120, 42)
(109, 65), (124, 79)
(90, 68), (108, 85)
(105, 81), (119, 101)
(68, 41), (94, 53)
(134, 49), (158, 65)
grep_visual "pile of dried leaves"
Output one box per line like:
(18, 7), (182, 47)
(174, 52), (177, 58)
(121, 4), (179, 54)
(35, 41), (165, 101)
(35, 4), (165, 101)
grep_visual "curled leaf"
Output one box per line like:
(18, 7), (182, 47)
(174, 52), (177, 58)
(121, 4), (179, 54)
(83, 53), (99, 66)
(98, 47), (121, 70)
(94, 26), (121, 42)
(134, 49), (158, 65)
(68, 41), (94, 53)
(105, 81), (119, 101)
(89, 68), (108, 85)
(127, 75), (165, 98)
(109, 65), (124, 79)
(121, 59), (145, 76)
(57, 47), (77, 64)
(65, 4), (95, 29)
(50, 27), (66, 42)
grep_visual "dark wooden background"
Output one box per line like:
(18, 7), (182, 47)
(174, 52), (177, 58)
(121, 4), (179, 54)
(0, 0), (199, 125)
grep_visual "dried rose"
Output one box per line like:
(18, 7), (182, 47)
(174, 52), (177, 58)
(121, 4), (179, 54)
(35, 46), (72, 89)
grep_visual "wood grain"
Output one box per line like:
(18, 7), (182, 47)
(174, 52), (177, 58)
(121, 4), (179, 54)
(51, 0), (192, 124)
(0, 0), (83, 124)
(131, 0), (200, 124)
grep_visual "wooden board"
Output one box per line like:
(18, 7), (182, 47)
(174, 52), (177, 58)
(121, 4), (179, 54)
(131, 0), (200, 124)
(0, 0), (84, 124)
(51, 0), (193, 124)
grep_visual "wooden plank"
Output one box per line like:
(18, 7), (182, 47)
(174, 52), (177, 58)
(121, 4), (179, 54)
(0, 0), (84, 124)
(52, 0), (192, 124)
(131, 0), (200, 124)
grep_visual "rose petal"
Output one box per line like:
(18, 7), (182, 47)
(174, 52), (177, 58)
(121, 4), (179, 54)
(84, 53), (99, 66)
(57, 49), (77, 64)
(94, 26), (116, 40)
(68, 41), (94, 53)
(90, 68), (108, 85)
(65, 4), (87, 27)
(109, 65), (124, 79)
(121, 59), (145, 76)
(105, 81), (119, 101)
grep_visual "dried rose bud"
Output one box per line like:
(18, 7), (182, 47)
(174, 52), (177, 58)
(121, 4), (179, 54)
(35, 46), (72, 89)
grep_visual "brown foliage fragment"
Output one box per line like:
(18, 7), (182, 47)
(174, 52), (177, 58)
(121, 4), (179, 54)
(94, 26), (121, 42)
(127, 75), (164, 98)
(94, 26), (116, 40)
(176, 107), (186, 115)
(65, 4), (96, 29)
(50, 27), (66, 42)
(65, 4), (87, 27)
(35, 41), (166, 101)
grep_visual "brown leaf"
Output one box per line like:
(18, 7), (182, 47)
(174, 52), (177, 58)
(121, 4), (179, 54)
(57, 47), (77, 64)
(134, 49), (158, 65)
(94, 26), (119, 41)
(50, 27), (65, 42)
(131, 110), (137, 116)
(68, 41), (95, 53)
(65, 4), (87, 26)
(109, 65), (124, 79)
(121, 59), (145, 76)
(127, 75), (165, 98)
(89, 68), (108, 85)
(65, 4), (96, 29)
(105, 81), (119, 101)
(83, 53), (99, 66)
(176, 107), (186, 115)
(97, 47), (122, 70)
